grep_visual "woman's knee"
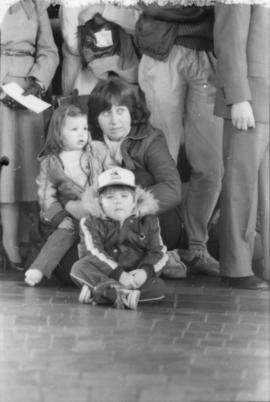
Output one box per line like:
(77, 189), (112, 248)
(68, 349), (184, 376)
(159, 207), (184, 250)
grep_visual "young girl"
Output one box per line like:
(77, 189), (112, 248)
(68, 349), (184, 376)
(24, 104), (112, 286)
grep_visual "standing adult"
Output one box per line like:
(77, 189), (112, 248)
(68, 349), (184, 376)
(214, 4), (269, 289)
(0, 0), (59, 269)
(135, 5), (223, 275)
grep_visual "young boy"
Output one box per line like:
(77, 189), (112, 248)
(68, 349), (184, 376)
(70, 167), (168, 310)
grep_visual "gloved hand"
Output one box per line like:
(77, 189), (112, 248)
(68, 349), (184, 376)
(23, 77), (45, 98)
(0, 95), (26, 110)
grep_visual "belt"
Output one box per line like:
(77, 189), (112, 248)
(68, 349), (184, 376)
(0, 49), (33, 57)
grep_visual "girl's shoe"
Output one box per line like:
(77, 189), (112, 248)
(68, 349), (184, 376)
(1, 245), (24, 272)
(78, 285), (93, 304)
(24, 269), (43, 286)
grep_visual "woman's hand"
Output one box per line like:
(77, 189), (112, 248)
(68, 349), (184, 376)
(23, 77), (44, 98)
(65, 200), (87, 220)
(58, 217), (74, 230)
(119, 272), (137, 289)
(129, 269), (147, 288)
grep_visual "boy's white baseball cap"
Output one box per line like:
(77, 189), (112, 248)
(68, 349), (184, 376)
(98, 167), (136, 193)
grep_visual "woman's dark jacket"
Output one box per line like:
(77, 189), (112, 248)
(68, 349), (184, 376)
(105, 122), (182, 214)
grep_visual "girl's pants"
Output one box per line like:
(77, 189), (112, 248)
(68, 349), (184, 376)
(139, 45), (224, 251)
(70, 255), (167, 304)
(29, 227), (79, 278)
(220, 120), (269, 278)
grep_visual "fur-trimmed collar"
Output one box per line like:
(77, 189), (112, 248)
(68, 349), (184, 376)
(82, 185), (159, 219)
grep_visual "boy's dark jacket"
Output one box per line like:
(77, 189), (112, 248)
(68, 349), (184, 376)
(135, 5), (214, 61)
(79, 186), (168, 281)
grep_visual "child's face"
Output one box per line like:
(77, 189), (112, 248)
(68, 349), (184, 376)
(97, 105), (131, 142)
(61, 115), (89, 151)
(100, 187), (136, 223)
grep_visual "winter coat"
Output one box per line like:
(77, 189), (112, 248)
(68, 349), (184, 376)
(37, 142), (111, 227)
(80, 186), (168, 280)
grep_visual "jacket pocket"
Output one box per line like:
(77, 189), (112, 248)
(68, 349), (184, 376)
(248, 61), (268, 78)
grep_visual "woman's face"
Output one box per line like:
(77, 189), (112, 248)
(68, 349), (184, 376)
(97, 105), (131, 141)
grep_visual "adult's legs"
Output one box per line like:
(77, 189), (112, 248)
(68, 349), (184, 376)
(183, 51), (223, 252)
(220, 121), (269, 278)
(1, 203), (22, 264)
(258, 145), (270, 279)
(139, 47), (223, 274)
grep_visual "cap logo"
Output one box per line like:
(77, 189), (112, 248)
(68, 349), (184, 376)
(109, 170), (122, 181)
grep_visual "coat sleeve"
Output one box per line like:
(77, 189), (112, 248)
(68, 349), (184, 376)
(59, 5), (83, 55)
(144, 131), (182, 213)
(36, 158), (69, 227)
(28, 0), (59, 89)
(214, 4), (251, 105)
(137, 215), (168, 278)
(80, 216), (124, 279)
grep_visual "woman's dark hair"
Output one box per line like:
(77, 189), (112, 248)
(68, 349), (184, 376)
(87, 76), (150, 139)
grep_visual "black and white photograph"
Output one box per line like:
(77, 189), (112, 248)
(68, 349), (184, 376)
(0, 0), (269, 401)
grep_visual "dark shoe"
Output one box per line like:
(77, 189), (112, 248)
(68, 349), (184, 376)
(139, 277), (167, 302)
(1, 246), (25, 271)
(221, 275), (269, 290)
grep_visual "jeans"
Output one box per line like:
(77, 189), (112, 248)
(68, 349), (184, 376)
(29, 227), (79, 278)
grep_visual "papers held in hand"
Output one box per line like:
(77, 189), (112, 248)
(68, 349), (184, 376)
(1, 82), (51, 113)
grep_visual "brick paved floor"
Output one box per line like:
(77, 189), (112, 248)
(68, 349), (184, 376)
(0, 267), (269, 402)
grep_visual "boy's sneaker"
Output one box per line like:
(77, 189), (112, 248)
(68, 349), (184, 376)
(114, 287), (140, 310)
(180, 248), (220, 276)
(24, 268), (43, 286)
(78, 285), (93, 304)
